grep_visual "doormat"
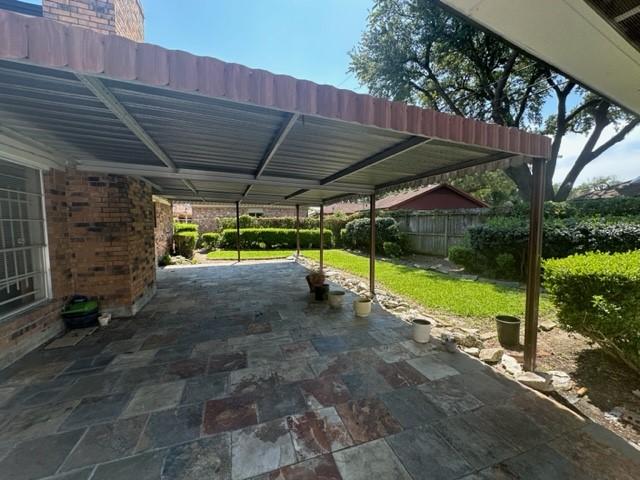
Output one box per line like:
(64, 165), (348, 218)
(45, 327), (98, 349)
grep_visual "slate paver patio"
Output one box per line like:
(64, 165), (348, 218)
(0, 260), (638, 479)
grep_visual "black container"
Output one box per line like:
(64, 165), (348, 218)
(496, 315), (521, 348)
(314, 283), (330, 301)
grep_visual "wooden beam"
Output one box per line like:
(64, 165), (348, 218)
(256, 113), (299, 178)
(76, 74), (177, 172)
(321, 137), (430, 185)
(524, 158), (546, 371)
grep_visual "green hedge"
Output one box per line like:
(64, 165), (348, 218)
(544, 250), (640, 373)
(174, 222), (198, 233)
(458, 218), (640, 279)
(175, 231), (198, 257)
(216, 213), (357, 247)
(219, 228), (332, 249)
(200, 232), (220, 250)
(342, 217), (401, 254)
(495, 197), (640, 220)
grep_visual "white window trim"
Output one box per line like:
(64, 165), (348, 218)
(0, 159), (53, 323)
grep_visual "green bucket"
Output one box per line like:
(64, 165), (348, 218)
(496, 315), (521, 348)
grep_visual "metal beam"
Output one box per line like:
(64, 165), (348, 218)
(256, 113), (299, 178)
(285, 188), (309, 200)
(0, 124), (67, 170)
(136, 176), (164, 192)
(524, 158), (546, 372)
(235, 201), (241, 263)
(76, 74), (177, 172)
(295, 204), (301, 258)
(321, 137), (430, 185)
(369, 194), (376, 296)
(375, 152), (516, 191)
(181, 179), (205, 202)
(319, 203), (324, 272)
(76, 161), (374, 195)
(614, 5), (640, 22)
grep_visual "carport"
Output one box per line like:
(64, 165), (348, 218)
(0, 10), (550, 369)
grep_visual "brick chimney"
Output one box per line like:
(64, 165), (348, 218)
(42, 0), (144, 42)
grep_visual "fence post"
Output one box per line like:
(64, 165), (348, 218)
(443, 214), (449, 257)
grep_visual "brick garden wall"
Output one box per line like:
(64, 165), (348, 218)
(0, 168), (156, 368)
(175, 203), (309, 232)
(42, 0), (143, 41)
(153, 198), (173, 261)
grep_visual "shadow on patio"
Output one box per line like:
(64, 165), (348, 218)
(0, 260), (638, 480)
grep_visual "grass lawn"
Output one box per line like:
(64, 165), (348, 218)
(303, 249), (554, 323)
(206, 249), (297, 260)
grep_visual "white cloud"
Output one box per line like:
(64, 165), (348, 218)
(553, 123), (640, 185)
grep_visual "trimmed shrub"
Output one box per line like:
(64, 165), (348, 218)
(174, 222), (198, 233)
(383, 242), (403, 258)
(158, 253), (172, 267)
(495, 253), (518, 279)
(218, 228), (332, 249)
(448, 245), (486, 274)
(342, 217), (400, 252)
(466, 218), (640, 279)
(544, 250), (640, 374)
(175, 231), (198, 257)
(200, 232), (220, 250)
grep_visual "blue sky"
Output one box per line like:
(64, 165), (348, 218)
(25, 0), (640, 184)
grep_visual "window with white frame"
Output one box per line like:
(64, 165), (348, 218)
(0, 160), (49, 319)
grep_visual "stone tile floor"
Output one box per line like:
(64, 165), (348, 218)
(1, 260), (639, 480)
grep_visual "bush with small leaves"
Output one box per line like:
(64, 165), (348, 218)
(175, 231), (198, 257)
(544, 250), (640, 374)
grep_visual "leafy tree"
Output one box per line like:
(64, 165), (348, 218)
(450, 170), (519, 206)
(349, 0), (639, 201)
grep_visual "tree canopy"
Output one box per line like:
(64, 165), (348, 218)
(350, 0), (639, 201)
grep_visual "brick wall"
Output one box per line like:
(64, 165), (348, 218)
(154, 197), (173, 260)
(174, 203), (309, 232)
(0, 167), (156, 368)
(114, 0), (143, 42)
(0, 169), (72, 369)
(42, 0), (143, 41)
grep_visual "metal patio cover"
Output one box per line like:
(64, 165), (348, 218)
(0, 10), (550, 205)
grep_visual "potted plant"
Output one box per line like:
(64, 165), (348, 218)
(442, 333), (457, 353)
(328, 290), (345, 308)
(412, 317), (432, 343)
(305, 270), (325, 293)
(353, 296), (372, 317)
(495, 315), (521, 348)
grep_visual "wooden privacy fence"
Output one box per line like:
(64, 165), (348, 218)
(393, 208), (490, 257)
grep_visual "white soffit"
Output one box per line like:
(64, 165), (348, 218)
(439, 0), (640, 115)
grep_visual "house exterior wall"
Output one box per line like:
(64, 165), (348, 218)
(0, 167), (156, 369)
(153, 197), (173, 261)
(174, 203), (309, 232)
(41, 0), (143, 41)
(390, 189), (485, 211)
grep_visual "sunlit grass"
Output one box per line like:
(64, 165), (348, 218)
(303, 249), (554, 322)
(206, 249), (297, 260)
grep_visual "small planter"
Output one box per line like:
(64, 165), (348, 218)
(496, 315), (521, 348)
(98, 313), (111, 327)
(412, 318), (432, 343)
(306, 271), (326, 293)
(353, 297), (372, 317)
(328, 290), (345, 308)
(442, 334), (458, 353)
(314, 283), (330, 301)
